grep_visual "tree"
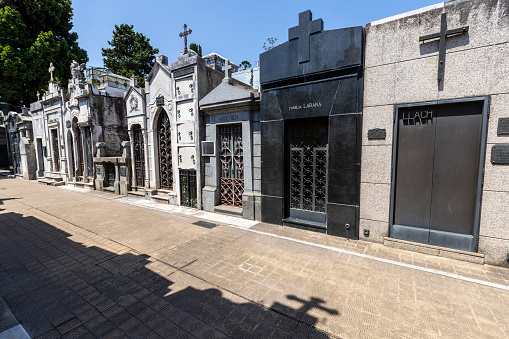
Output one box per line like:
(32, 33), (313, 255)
(239, 61), (252, 71)
(189, 43), (202, 57)
(0, 0), (88, 106)
(262, 37), (279, 51)
(102, 24), (159, 88)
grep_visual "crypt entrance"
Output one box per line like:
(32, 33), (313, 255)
(390, 98), (488, 252)
(219, 124), (244, 208)
(132, 125), (145, 188)
(156, 110), (173, 190)
(287, 118), (328, 225)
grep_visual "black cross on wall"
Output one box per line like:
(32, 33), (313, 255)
(419, 13), (469, 81)
(289, 10), (324, 64)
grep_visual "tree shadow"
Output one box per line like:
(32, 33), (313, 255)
(0, 211), (338, 338)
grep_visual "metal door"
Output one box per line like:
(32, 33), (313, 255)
(84, 127), (93, 177)
(392, 100), (485, 251)
(133, 126), (145, 187)
(51, 129), (60, 172)
(180, 169), (197, 207)
(157, 112), (173, 189)
(219, 124), (244, 207)
(76, 128), (84, 176)
(288, 119), (328, 224)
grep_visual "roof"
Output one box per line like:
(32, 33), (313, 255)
(200, 80), (258, 108)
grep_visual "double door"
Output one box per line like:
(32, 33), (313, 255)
(288, 118), (328, 224)
(391, 100), (486, 251)
(219, 124), (244, 207)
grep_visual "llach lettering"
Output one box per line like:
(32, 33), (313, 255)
(288, 102), (322, 111)
(402, 110), (433, 124)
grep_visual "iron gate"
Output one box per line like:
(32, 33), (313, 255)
(288, 119), (328, 224)
(180, 169), (197, 207)
(133, 126), (145, 187)
(219, 125), (244, 207)
(84, 127), (93, 177)
(157, 112), (173, 189)
(51, 129), (60, 172)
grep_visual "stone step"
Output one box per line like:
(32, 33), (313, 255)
(214, 205), (243, 217)
(127, 190), (144, 198)
(282, 217), (327, 234)
(151, 195), (169, 203)
(383, 237), (485, 264)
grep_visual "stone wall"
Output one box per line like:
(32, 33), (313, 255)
(361, 0), (509, 266)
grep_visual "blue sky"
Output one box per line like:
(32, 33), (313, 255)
(73, 0), (441, 68)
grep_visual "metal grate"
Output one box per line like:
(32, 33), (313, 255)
(219, 124), (244, 207)
(157, 112), (173, 189)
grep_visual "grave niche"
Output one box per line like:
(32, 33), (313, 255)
(259, 10), (364, 239)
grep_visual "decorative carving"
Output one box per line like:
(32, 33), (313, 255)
(70, 60), (85, 81)
(129, 95), (138, 112)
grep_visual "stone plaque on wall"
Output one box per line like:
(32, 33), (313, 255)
(497, 118), (509, 135)
(368, 128), (386, 140)
(491, 144), (509, 164)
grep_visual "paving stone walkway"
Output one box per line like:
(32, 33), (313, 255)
(1, 175), (509, 338)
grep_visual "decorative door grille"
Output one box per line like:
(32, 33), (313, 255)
(51, 129), (60, 172)
(157, 112), (173, 189)
(289, 120), (328, 217)
(76, 128), (84, 176)
(219, 125), (244, 207)
(290, 146), (327, 212)
(84, 127), (93, 177)
(180, 169), (197, 207)
(133, 127), (145, 187)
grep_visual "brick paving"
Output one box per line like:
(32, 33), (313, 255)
(1, 176), (509, 338)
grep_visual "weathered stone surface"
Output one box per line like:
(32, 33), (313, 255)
(359, 183), (390, 223)
(360, 145), (392, 185)
(358, 219), (388, 243)
(361, 105), (394, 146)
(479, 190), (509, 238)
(479, 235), (509, 268)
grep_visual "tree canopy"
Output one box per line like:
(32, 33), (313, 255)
(189, 43), (202, 57)
(102, 24), (159, 88)
(0, 0), (88, 105)
(239, 61), (252, 70)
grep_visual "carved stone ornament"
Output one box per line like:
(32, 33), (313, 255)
(129, 95), (138, 112)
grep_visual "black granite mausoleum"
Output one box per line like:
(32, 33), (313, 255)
(259, 10), (364, 239)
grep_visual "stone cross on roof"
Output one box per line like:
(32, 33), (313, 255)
(288, 10), (324, 63)
(222, 60), (232, 82)
(179, 24), (192, 55)
(48, 62), (55, 81)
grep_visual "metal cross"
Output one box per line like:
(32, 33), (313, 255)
(179, 24), (192, 55)
(222, 60), (232, 79)
(48, 62), (55, 81)
(288, 10), (323, 63)
(419, 13), (469, 81)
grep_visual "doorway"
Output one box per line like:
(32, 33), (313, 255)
(390, 98), (488, 252)
(219, 124), (244, 207)
(286, 118), (328, 225)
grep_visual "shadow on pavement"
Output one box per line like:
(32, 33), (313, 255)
(0, 211), (338, 338)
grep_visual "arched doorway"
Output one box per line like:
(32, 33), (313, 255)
(132, 125), (145, 187)
(157, 110), (172, 189)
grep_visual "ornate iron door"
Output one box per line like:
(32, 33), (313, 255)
(76, 128), (84, 176)
(180, 169), (197, 207)
(51, 129), (60, 172)
(289, 120), (328, 224)
(84, 127), (93, 177)
(157, 112), (173, 189)
(10, 132), (20, 174)
(219, 125), (243, 207)
(133, 127), (145, 187)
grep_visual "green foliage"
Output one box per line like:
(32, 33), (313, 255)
(102, 24), (159, 88)
(189, 43), (202, 57)
(263, 37), (279, 51)
(239, 60), (252, 71)
(0, 0), (88, 105)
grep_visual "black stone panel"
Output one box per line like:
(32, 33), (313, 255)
(260, 90), (283, 122)
(330, 76), (360, 115)
(327, 203), (358, 239)
(261, 121), (284, 197)
(261, 195), (284, 225)
(260, 27), (363, 84)
(327, 113), (361, 206)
